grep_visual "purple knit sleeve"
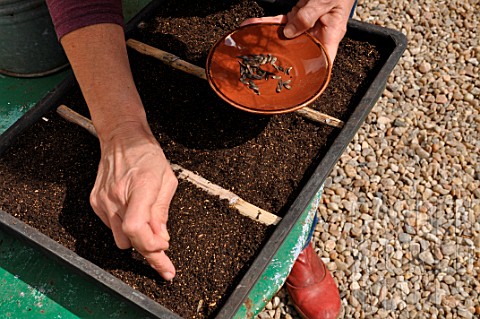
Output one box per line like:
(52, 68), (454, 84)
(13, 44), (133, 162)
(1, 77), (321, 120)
(46, 0), (124, 40)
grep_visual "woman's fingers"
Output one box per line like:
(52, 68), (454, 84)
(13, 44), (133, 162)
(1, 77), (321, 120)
(143, 250), (176, 281)
(110, 213), (132, 249)
(122, 183), (171, 253)
(284, 1), (330, 38)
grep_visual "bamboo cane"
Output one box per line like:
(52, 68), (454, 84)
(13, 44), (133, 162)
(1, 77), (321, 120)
(57, 105), (98, 137)
(171, 164), (281, 226)
(294, 107), (344, 128)
(56, 104), (281, 226)
(126, 38), (344, 128)
(127, 39), (207, 80)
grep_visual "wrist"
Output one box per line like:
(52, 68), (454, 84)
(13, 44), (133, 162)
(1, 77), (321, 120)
(96, 116), (155, 147)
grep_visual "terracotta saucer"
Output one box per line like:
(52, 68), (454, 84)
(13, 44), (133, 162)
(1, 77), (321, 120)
(206, 23), (332, 115)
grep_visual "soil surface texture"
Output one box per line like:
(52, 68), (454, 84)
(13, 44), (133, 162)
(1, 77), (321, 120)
(0, 0), (385, 318)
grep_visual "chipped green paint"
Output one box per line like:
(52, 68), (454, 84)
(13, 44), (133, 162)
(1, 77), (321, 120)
(234, 185), (324, 318)
(0, 229), (154, 318)
(0, 72), (69, 134)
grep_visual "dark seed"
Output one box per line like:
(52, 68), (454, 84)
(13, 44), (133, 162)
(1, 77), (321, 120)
(248, 81), (258, 89)
(238, 53), (293, 95)
(276, 80), (283, 93)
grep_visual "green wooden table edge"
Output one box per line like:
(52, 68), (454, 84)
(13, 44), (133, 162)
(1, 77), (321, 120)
(236, 186), (323, 318)
(0, 229), (155, 319)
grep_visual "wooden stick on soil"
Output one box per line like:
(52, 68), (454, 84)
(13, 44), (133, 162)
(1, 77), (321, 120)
(294, 107), (344, 128)
(126, 39), (344, 128)
(55, 104), (281, 226)
(127, 38), (207, 81)
(171, 164), (281, 226)
(57, 105), (98, 137)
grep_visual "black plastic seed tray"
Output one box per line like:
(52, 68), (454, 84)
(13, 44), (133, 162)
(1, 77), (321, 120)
(0, 1), (407, 318)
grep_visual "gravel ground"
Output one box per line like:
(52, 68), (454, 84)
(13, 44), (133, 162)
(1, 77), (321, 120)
(257, 0), (479, 318)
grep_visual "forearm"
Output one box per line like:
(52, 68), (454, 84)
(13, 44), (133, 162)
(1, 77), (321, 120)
(60, 23), (151, 144)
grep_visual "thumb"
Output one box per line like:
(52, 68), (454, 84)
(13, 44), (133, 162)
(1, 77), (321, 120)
(284, 5), (325, 38)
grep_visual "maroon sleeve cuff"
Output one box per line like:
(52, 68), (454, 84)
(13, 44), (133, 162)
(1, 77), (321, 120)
(46, 0), (124, 40)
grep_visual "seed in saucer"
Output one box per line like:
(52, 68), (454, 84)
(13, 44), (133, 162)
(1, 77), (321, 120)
(237, 53), (293, 94)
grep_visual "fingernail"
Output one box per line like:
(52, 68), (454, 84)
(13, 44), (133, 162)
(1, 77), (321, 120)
(161, 224), (170, 241)
(161, 232), (170, 242)
(284, 25), (297, 38)
(161, 271), (175, 281)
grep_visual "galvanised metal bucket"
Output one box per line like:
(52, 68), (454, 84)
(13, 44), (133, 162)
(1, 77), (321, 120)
(0, 0), (68, 77)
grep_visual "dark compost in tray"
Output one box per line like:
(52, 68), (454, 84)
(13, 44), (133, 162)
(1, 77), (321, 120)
(0, 0), (385, 318)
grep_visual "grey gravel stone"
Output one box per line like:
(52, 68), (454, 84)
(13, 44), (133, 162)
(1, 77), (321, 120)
(398, 232), (411, 243)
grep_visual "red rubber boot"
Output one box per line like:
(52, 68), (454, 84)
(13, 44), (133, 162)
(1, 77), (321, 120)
(286, 243), (341, 319)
